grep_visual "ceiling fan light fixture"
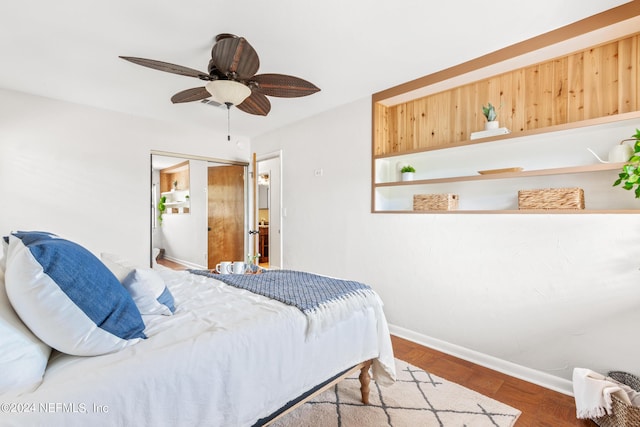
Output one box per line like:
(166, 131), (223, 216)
(205, 80), (251, 105)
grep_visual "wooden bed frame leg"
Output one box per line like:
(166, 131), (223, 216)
(359, 360), (373, 404)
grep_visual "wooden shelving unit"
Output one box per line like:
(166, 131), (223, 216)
(372, 113), (640, 213)
(375, 162), (626, 187)
(371, 5), (640, 214)
(160, 160), (191, 214)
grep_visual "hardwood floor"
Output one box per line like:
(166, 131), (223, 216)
(156, 257), (189, 270)
(391, 335), (593, 426)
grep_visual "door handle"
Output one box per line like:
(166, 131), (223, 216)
(248, 230), (259, 235)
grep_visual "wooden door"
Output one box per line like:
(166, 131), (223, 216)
(207, 165), (245, 268)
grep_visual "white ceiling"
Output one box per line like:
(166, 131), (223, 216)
(0, 0), (630, 139)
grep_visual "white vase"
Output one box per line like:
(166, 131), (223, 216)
(484, 120), (499, 130)
(401, 172), (415, 181)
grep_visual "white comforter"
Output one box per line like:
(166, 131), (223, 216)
(1, 267), (396, 427)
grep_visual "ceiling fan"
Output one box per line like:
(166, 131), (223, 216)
(120, 33), (320, 117)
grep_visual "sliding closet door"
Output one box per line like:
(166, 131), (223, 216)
(207, 165), (245, 268)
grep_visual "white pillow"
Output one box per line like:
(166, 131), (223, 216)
(102, 253), (176, 315)
(122, 268), (175, 315)
(100, 252), (136, 282)
(5, 232), (146, 356)
(0, 267), (51, 396)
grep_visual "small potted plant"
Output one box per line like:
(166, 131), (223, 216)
(401, 165), (416, 181)
(482, 102), (500, 130)
(613, 129), (640, 197)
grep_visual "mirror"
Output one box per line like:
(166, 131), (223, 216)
(255, 154), (282, 269)
(258, 176), (269, 209)
(151, 152), (249, 270)
(257, 173), (270, 267)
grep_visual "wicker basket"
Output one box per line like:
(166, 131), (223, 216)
(591, 371), (640, 427)
(518, 187), (585, 210)
(413, 194), (459, 211)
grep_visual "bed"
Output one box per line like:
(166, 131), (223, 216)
(0, 232), (396, 426)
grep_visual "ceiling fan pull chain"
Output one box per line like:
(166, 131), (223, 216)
(226, 102), (232, 141)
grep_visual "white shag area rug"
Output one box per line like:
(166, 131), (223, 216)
(272, 358), (521, 427)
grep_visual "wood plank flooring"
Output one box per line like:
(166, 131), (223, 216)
(391, 335), (593, 426)
(156, 258), (188, 270)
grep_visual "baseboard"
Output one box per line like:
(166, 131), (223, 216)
(161, 255), (206, 270)
(388, 324), (574, 396)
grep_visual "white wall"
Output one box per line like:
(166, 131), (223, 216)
(252, 97), (640, 394)
(0, 88), (249, 267)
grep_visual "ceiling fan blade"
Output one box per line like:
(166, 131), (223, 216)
(252, 74), (320, 97)
(171, 87), (211, 104)
(211, 36), (260, 80)
(236, 92), (271, 116)
(119, 56), (212, 80)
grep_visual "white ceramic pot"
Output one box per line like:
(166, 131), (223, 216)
(401, 172), (415, 181)
(484, 121), (499, 130)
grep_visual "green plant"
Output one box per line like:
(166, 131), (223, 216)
(173, 180), (178, 189)
(613, 129), (640, 197)
(401, 165), (416, 173)
(157, 195), (167, 224)
(482, 102), (499, 122)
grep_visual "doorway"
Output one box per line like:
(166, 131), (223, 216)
(150, 151), (248, 269)
(256, 152), (282, 269)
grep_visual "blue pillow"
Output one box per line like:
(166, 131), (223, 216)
(4, 231), (146, 356)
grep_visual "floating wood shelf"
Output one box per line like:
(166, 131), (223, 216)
(375, 162), (625, 187)
(373, 112), (640, 159)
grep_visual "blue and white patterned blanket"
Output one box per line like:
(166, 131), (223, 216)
(189, 269), (373, 314)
